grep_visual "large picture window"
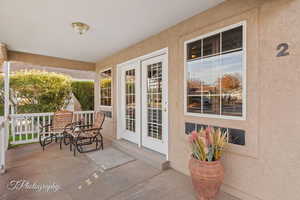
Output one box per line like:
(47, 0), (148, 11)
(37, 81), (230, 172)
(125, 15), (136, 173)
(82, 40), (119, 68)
(100, 69), (112, 107)
(185, 23), (245, 119)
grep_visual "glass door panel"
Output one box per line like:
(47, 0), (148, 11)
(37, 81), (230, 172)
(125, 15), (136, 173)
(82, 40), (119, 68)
(146, 62), (163, 140)
(119, 63), (140, 144)
(141, 54), (167, 155)
(125, 69), (136, 132)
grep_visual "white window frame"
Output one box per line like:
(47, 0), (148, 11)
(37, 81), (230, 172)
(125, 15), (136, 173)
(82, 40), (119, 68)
(184, 21), (247, 120)
(99, 67), (113, 111)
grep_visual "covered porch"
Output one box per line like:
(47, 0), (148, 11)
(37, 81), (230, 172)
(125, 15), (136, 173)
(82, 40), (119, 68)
(0, 1), (231, 199)
(0, 140), (236, 200)
(1, 0), (299, 200)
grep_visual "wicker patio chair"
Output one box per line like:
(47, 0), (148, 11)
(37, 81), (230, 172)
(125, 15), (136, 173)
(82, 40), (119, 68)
(70, 111), (105, 156)
(39, 110), (73, 151)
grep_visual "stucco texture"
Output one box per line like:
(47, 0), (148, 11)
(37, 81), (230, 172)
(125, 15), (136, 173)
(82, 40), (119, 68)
(95, 0), (300, 199)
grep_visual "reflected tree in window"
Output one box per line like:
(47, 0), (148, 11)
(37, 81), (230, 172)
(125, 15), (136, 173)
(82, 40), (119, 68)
(100, 69), (112, 106)
(186, 25), (244, 117)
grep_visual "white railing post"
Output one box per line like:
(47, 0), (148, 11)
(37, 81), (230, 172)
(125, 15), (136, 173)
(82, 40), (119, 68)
(4, 61), (10, 150)
(37, 116), (40, 140)
(1, 60), (10, 173)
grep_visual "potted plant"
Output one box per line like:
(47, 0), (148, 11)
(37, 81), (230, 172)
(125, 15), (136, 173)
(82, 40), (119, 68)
(188, 127), (228, 200)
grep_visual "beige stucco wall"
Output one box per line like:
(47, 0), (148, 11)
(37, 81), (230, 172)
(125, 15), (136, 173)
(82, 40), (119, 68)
(95, 0), (300, 199)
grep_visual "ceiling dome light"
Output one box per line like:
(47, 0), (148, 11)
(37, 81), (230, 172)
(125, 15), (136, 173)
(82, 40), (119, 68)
(71, 22), (89, 35)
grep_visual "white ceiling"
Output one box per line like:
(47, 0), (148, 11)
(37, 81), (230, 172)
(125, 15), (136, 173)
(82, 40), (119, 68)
(0, 0), (224, 62)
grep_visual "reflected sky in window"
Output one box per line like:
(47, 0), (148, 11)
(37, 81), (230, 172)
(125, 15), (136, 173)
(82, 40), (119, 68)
(187, 51), (243, 83)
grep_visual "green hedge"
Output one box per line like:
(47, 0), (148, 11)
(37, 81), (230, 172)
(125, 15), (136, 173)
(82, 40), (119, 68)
(71, 81), (94, 110)
(0, 71), (95, 114)
(0, 70), (72, 113)
(0, 104), (3, 116)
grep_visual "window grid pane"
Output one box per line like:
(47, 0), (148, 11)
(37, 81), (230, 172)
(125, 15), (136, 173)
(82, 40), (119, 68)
(125, 69), (135, 132)
(147, 62), (163, 140)
(186, 25), (244, 118)
(100, 69), (112, 106)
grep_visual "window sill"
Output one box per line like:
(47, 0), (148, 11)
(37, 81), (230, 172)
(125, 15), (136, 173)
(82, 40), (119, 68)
(184, 111), (246, 121)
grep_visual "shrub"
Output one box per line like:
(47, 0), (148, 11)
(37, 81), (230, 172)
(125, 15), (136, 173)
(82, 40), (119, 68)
(71, 81), (94, 110)
(0, 70), (72, 113)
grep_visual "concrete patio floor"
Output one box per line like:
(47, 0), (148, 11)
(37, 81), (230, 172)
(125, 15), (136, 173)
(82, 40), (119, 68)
(0, 140), (238, 200)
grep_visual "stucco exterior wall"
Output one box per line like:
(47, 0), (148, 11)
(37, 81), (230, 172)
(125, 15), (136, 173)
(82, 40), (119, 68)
(95, 0), (300, 199)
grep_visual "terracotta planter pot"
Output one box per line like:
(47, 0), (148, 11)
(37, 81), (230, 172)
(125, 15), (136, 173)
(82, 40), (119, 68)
(189, 157), (224, 200)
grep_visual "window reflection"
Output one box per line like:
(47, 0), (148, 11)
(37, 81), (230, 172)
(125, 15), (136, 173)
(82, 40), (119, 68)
(202, 95), (220, 115)
(187, 51), (243, 116)
(222, 26), (243, 52)
(125, 69), (135, 132)
(186, 25), (244, 117)
(187, 40), (202, 60)
(222, 94), (242, 116)
(187, 56), (221, 95)
(100, 69), (112, 106)
(187, 96), (202, 113)
(220, 51), (242, 94)
(203, 34), (220, 56)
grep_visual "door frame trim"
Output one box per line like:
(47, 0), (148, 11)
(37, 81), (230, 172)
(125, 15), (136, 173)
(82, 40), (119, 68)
(116, 47), (169, 160)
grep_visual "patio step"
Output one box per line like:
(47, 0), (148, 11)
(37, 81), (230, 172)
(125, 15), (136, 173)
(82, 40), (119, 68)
(112, 139), (169, 171)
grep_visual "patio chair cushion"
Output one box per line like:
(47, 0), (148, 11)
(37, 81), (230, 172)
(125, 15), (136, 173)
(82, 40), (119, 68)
(93, 112), (105, 129)
(52, 110), (73, 130)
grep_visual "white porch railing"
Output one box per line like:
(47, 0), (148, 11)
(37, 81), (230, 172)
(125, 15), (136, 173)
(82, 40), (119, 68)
(9, 111), (95, 145)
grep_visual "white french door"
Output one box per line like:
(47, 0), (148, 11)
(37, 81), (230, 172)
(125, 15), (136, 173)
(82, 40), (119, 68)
(118, 50), (168, 155)
(119, 63), (141, 144)
(141, 55), (168, 154)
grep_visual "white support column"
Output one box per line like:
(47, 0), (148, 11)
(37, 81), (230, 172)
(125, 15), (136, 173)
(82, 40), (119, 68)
(94, 70), (100, 111)
(0, 61), (9, 174)
(4, 61), (10, 150)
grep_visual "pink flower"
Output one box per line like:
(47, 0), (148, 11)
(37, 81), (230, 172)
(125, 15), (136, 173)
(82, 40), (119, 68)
(205, 126), (211, 134)
(188, 131), (198, 143)
(191, 131), (198, 138)
(205, 126), (213, 145)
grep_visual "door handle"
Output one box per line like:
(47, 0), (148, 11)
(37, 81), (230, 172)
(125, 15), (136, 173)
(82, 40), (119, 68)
(164, 102), (168, 112)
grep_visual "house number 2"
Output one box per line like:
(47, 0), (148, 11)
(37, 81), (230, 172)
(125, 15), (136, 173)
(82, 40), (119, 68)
(276, 43), (289, 57)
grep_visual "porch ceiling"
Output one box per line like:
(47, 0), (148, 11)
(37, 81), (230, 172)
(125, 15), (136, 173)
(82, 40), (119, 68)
(0, 0), (224, 62)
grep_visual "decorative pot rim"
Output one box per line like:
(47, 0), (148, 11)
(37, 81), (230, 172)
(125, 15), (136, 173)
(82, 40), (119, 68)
(190, 156), (222, 165)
